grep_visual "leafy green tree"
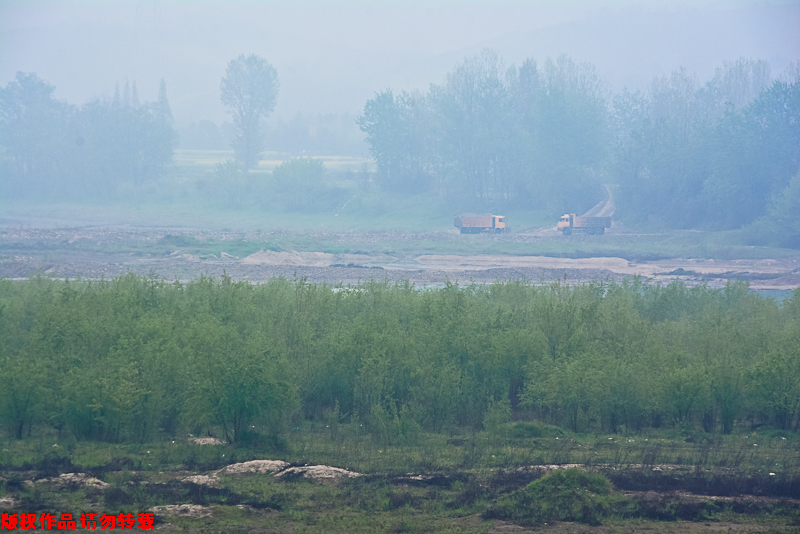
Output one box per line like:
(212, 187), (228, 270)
(744, 167), (800, 250)
(749, 330), (800, 430)
(483, 396), (511, 437)
(357, 89), (433, 193)
(149, 78), (178, 178)
(609, 89), (652, 222)
(211, 159), (248, 207)
(271, 157), (326, 210)
(433, 49), (513, 203)
(704, 57), (771, 116)
(0, 352), (46, 438)
(408, 359), (461, 432)
(615, 67), (711, 226)
(0, 72), (74, 197)
(78, 79), (177, 191)
(358, 50), (608, 209)
(527, 55), (609, 213)
(183, 315), (295, 443)
(1, 73), (177, 199)
(221, 54), (279, 169)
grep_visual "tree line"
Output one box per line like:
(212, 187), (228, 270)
(1, 275), (798, 443)
(359, 54), (800, 241)
(0, 53), (279, 200)
(2, 52), (798, 240)
(357, 51), (608, 214)
(0, 74), (177, 200)
(612, 61), (800, 236)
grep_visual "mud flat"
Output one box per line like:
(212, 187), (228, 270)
(2, 227), (799, 290)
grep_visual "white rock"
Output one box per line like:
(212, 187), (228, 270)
(275, 465), (361, 480)
(218, 460), (289, 475)
(149, 505), (212, 518)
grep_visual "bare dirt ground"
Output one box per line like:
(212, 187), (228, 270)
(1, 226), (799, 290)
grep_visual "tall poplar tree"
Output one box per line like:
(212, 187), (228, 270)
(220, 54), (279, 170)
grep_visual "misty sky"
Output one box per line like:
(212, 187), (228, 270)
(2, 1), (799, 124)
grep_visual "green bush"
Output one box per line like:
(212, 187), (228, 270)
(509, 422), (565, 439)
(268, 157), (348, 212)
(487, 468), (621, 526)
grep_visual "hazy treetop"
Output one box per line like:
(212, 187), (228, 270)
(1, 1), (798, 123)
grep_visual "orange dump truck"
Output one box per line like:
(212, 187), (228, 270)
(557, 214), (611, 235)
(454, 213), (506, 234)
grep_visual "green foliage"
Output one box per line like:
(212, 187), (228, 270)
(483, 397), (511, 437)
(266, 157), (347, 212)
(0, 275), (798, 446)
(490, 468), (620, 525)
(1, 73), (177, 200)
(613, 66), (800, 231)
(746, 171), (800, 248)
(213, 158), (245, 183)
(358, 50), (607, 213)
(508, 422), (564, 439)
(272, 157), (325, 189)
(220, 54), (279, 169)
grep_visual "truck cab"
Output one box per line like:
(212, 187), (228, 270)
(557, 214), (574, 234)
(492, 215), (506, 232)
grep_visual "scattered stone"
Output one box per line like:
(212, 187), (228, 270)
(154, 523), (181, 531)
(182, 474), (219, 486)
(517, 464), (583, 473)
(398, 474), (434, 481)
(218, 460), (289, 475)
(149, 504), (212, 518)
(516, 463), (702, 474)
(0, 497), (18, 508)
(35, 473), (109, 488)
(190, 437), (225, 445)
(275, 465), (361, 480)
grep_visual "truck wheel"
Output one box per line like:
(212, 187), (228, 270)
(599, 228), (605, 235)
(495, 228), (502, 234)
(562, 228), (572, 236)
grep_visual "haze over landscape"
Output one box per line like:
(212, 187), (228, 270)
(3, 1), (798, 123)
(2, 3), (800, 532)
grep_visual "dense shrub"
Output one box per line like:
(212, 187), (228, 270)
(486, 469), (621, 525)
(0, 275), (798, 443)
